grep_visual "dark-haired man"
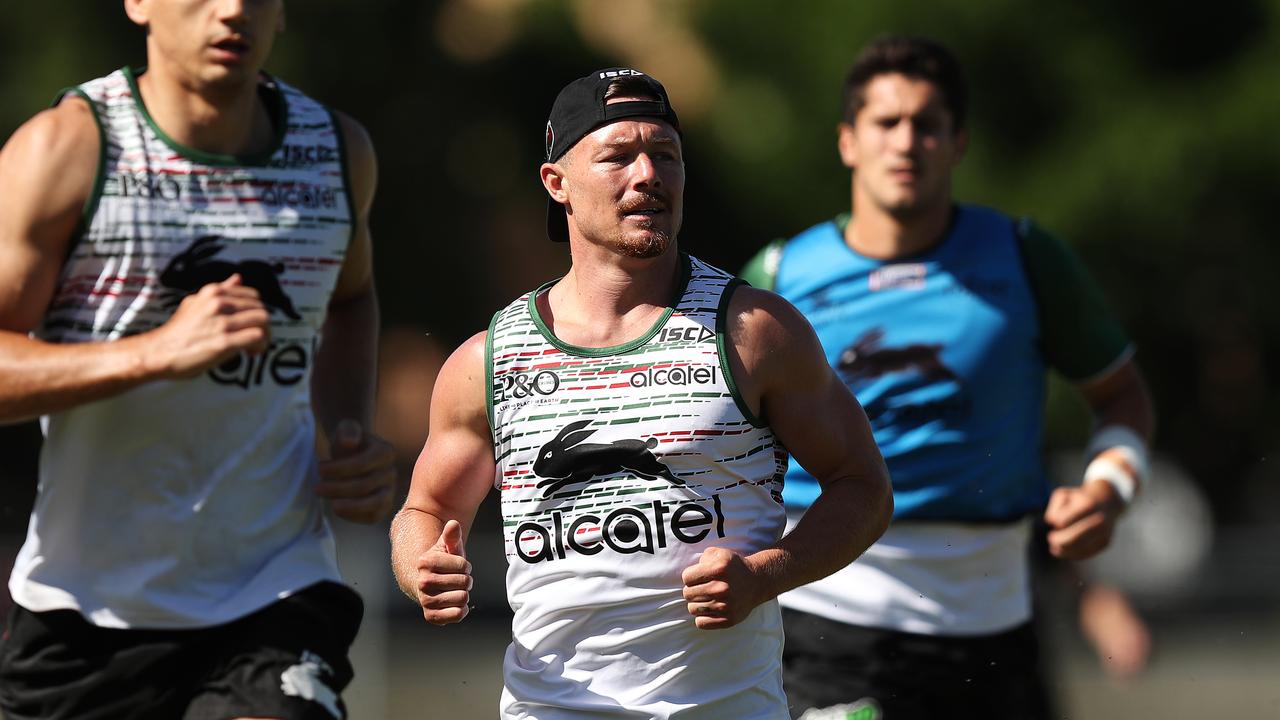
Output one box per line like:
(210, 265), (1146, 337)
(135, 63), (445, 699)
(0, 1), (395, 718)
(391, 67), (892, 719)
(742, 35), (1154, 719)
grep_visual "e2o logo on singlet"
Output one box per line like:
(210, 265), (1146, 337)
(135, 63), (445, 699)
(495, 371), (561, 402)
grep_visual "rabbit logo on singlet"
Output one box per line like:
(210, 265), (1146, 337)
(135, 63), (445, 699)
(838, 328), (957, 382)
(532, 419), (684, 497)
(160, 236), (302, 320)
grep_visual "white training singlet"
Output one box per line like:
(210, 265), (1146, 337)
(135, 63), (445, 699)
(9, 67), (353, 629)
(489, 255), (790, 719)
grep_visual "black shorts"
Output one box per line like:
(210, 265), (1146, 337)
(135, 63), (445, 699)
(782, 608), (1052, 720)
(0, 581), (362, 720)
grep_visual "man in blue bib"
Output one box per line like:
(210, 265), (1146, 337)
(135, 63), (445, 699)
(741, 35), (1155, 720)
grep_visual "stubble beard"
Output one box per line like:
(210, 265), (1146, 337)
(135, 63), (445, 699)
(613, 194), (676, 258)
(617, 228), (671, 258)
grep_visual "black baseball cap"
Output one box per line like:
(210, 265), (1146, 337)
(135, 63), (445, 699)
(543, 68), (682, 242)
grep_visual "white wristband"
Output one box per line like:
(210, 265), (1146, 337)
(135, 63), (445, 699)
(1083, 424), (1149, 504)
(1084, 455), (1138, 505)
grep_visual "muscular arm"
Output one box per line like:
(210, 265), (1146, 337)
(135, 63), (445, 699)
(311, 111), (379, 437)
(1077, 358), (1154, 448)
(682, 286), (892, 628)
(734, 286), (892, 594)
(309, 112), (399, 523)
(390, 331), (496, 623)
(1019, 221), (1156, 557)
(1045, 358), (1155, 559)
(0, 98), (268, 423)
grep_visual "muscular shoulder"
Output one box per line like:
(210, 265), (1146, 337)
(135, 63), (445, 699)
(331, 110), (376, 210)
(727, 285), (817, 359)
(724, 284), (828, 403)
(0, 96), (100, 241)
(0, 97), (101, 330)
(325, 110), (378, 302)
(444, 330), (488, 376)
(15, 95), (98, 148)
(1015, 218), (1131, 379)
(0, 96), (100, 204)
(432, 330), (490, 425)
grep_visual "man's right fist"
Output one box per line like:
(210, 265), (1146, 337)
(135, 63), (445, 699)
(416, 519), (472, 625)
(150, 274), (271, 379)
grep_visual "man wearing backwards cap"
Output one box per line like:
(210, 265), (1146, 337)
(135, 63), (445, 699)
(391, 68), (893, 718)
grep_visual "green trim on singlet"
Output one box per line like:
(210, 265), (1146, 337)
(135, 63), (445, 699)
(526, 253), (692, 357)
(485, 310), (500, 434)
(328, 108), (358, 251)
(50, 87), (107, 255)
(715, 278), (767, 428)
(1014, 218), (1132, 381)
(122, 66), (289, 167)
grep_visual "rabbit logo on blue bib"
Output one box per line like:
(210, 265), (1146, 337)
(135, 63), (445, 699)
(835, 327), (969, 428)
(837, 328), (957, 383)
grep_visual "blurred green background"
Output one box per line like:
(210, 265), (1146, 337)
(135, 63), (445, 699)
(2, 1), (1278, 718)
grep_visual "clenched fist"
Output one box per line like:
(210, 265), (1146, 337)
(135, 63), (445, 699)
(681, 546), (768, 630)
(148, 274), (271, 378)
(1044, 478), (1124, 561)
(316, 419), (397, 523)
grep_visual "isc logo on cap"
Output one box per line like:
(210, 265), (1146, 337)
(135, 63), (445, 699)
(598, 69), (645, 79)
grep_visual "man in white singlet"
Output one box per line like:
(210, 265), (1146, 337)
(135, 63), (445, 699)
(0, 2), (396, 719)
(390, 68), (894, 719)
